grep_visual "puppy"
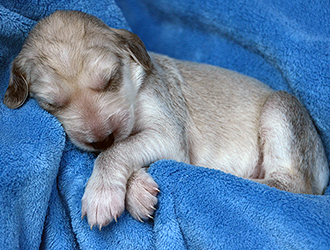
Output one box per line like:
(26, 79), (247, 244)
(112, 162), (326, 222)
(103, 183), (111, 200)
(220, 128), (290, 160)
(4, 10), (329, 230)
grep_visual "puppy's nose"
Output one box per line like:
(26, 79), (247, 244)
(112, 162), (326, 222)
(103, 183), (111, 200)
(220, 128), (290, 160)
(90, 133), (114, 150)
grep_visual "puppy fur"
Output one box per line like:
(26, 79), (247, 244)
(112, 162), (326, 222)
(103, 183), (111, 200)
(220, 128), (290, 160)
(4, 10), (329, 230)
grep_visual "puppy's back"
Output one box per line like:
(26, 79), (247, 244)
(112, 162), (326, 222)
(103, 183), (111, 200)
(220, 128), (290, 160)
(150, 53), (271, 176)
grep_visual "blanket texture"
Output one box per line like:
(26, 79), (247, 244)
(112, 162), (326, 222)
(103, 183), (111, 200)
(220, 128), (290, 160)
(1, 0), (329, 249)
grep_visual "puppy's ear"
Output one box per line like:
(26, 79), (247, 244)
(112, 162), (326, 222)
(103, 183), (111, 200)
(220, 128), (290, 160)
(113, 29), (152, 71)
(3, 60), (29, 109)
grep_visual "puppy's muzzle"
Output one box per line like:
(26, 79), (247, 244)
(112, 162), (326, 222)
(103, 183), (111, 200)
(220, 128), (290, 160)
(88, 133), (115, 151)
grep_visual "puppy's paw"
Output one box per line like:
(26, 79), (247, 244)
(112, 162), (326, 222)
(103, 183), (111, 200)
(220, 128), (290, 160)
(125, 168), (159, 221)
(81, 174), (126, 230)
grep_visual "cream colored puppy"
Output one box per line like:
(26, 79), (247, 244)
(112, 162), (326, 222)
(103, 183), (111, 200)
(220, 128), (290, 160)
(4, 10), (329, 230)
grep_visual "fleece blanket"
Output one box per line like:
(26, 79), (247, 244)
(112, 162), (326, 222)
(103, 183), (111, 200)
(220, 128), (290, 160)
(1, 0), (330, 249)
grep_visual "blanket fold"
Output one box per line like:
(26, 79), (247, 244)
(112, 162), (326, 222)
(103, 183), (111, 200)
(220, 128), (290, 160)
(150, 160), (330, 249)
(0, 100), (65, 249)
(1, 0), (329, 249)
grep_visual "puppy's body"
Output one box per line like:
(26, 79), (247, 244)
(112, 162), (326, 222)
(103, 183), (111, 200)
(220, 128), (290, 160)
(4, 11), (329, 230)
(140, 53), (269, 176)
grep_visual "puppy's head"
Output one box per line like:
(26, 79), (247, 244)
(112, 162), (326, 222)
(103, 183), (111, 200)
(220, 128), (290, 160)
(4, 10), (152, 152)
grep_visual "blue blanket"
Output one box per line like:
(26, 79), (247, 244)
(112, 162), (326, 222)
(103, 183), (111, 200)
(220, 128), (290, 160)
(1, 0), (330, 249)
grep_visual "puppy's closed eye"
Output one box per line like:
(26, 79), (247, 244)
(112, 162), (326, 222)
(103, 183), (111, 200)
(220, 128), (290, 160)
(90, 62), (123, 92)
(104, 67), (122, 92)
(38, 100), (61, 112)
(33, 94), (68, 113)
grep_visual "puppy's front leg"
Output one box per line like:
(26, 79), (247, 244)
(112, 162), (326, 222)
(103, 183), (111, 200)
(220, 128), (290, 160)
(125, 167), (159, 222)
(81, 151), (128, 230)
(81, 129), (187, 229)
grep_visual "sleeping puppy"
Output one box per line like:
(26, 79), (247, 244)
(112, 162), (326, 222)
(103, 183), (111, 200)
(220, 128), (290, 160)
(4, 10), (329, 230)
